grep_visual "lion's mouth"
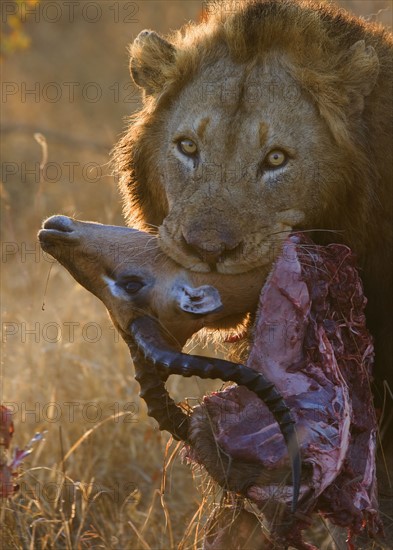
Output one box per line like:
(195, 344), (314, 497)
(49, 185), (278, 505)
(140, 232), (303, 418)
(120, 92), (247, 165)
(158, 225), (293, 275)
(158, 209), (306, 274)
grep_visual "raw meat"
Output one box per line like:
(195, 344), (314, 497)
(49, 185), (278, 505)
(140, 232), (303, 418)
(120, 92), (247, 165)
(189, 234), (382, 541)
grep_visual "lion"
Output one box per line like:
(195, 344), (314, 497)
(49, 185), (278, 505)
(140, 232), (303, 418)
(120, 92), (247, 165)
(114, 0), (392, 541)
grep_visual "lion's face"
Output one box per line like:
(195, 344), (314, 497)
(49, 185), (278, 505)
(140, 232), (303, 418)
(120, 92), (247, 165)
(120, 10), (379, 276)
(155, 57), (336, 274)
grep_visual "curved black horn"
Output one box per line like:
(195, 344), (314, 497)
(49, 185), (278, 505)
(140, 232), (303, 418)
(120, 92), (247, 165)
(130, 315), (301, 513)
(128, 343), (190, 442)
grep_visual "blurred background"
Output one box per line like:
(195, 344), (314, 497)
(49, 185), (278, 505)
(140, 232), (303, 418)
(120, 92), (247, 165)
(1, 1), (391, 548)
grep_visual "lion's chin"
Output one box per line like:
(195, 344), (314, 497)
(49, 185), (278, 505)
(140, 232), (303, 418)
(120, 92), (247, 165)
(158, 235), (211, 272)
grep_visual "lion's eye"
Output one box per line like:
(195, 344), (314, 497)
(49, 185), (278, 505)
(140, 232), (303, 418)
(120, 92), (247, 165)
(178, 138), (198, 156)
(265, 150), (287, 168)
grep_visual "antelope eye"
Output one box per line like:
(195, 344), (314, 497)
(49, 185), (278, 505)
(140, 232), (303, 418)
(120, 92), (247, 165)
(178, 138), (198, 156)
(121, 278), (145, 295)
(265, 150), (287, 168)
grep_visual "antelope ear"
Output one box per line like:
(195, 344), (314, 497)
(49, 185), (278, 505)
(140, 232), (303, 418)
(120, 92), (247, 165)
(176, 284), (223, 315)
(129, 30), (176, 95)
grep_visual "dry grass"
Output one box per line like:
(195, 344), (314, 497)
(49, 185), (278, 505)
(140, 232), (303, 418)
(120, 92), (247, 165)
(1, 1), (391, 548)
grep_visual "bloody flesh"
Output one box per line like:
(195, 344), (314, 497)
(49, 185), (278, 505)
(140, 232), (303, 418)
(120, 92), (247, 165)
(189, 234), (382, 538)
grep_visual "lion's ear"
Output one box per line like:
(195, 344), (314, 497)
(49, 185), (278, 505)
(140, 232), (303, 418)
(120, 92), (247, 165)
(340, 40), (379, 115)
(305, 40), (380, 142)
(129, 30), (176, 96)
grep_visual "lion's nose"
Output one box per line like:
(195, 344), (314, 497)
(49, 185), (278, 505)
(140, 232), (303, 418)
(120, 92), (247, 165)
(183, 232), (241, 267)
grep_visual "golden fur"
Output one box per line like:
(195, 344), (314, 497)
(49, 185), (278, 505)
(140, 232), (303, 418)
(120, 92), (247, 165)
(114, 0), (392, 402)
(113, 1), (393, 542)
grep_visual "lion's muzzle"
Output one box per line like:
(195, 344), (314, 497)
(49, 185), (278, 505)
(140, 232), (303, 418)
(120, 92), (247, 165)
(182, 225), (242, 268)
